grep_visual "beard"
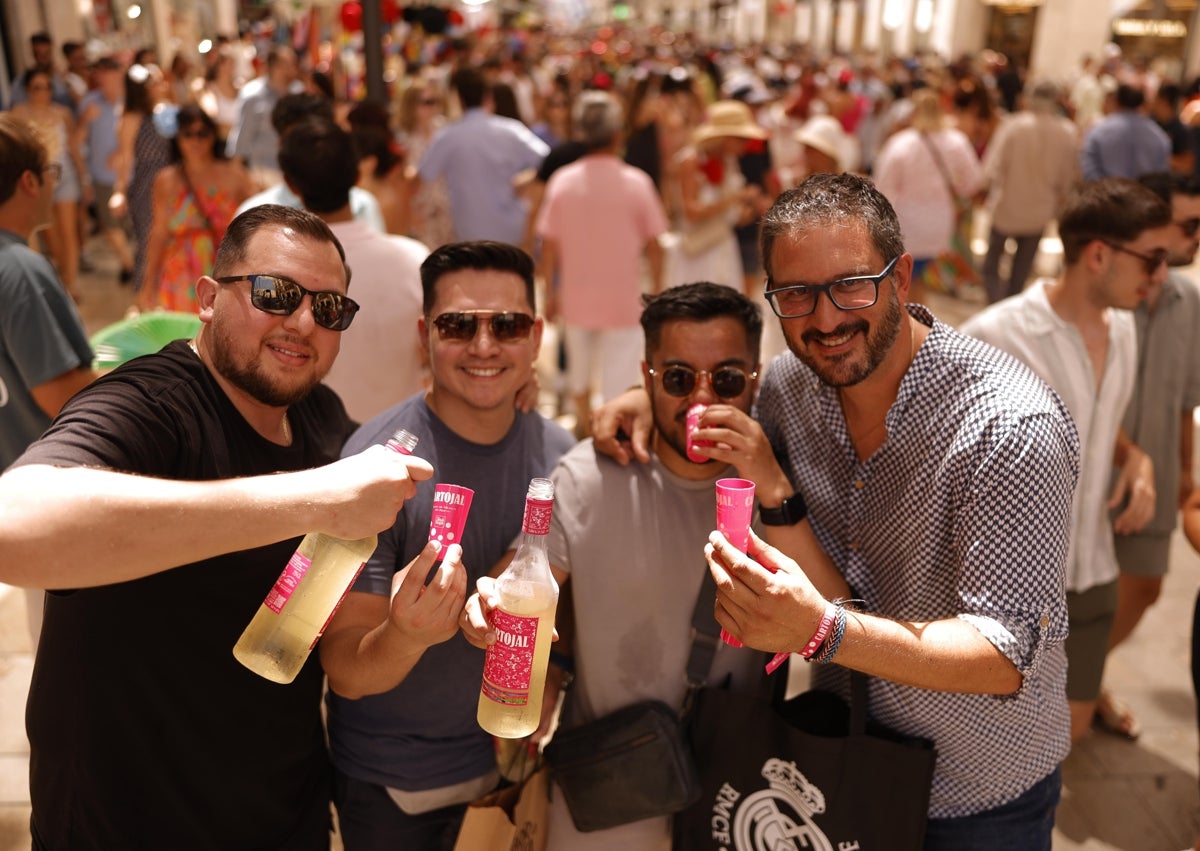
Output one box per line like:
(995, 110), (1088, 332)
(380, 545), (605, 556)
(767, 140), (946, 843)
(787, 289), (903, 388)
(209, 321), (320, 408)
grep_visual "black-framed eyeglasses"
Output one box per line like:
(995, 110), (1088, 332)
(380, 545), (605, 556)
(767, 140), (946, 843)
(1175, 217), (1200, 238)
(764, 255), (900, 319)
(647, 364), (758, 399)
(215, 274), (359, 331)
(1102, 241), (1169, 275)
(432, 311), (536, 343)
(39, 163), (63, 183)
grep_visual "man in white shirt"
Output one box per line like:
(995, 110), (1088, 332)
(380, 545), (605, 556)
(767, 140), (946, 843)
(278, 116), (428, 423)
(961, 177), (1170, 743)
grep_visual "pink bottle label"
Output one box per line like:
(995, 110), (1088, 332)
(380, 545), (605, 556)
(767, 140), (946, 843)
(264, 550), (311, 613)
(480, 609), (540, 706)
(522, 498), (553, 536)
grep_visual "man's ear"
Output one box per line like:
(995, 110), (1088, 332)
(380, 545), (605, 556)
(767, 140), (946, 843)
(196, 275), (218, 322)
(891, 253), (915, 303)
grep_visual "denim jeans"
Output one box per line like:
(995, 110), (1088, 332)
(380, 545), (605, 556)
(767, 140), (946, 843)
(922, 766), (1061, 851)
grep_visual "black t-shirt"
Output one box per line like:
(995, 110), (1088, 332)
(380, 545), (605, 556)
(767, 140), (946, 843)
(536, 139), (588, 184)
(16, 341), (355, 850)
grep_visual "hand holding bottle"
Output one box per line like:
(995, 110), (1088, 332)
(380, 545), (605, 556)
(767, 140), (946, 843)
(460, 575), (560, 649)
(387, 540), (469, 650)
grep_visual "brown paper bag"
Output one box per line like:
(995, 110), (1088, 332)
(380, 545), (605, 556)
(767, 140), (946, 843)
(453, 766), (548, 851)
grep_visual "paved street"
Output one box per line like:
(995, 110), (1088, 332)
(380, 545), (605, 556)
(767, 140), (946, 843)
(1, 235), (1199, 849)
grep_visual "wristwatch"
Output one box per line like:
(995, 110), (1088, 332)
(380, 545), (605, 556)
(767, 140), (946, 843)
(759, 492), (808, 526)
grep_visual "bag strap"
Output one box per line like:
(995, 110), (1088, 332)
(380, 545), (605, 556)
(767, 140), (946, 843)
(918, 132), (961, 203)
(683, 564), (723, 711)
(178, 165), (218, 236)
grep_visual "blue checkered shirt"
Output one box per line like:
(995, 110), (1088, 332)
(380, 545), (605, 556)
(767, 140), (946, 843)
(757, 305), (1079, 818)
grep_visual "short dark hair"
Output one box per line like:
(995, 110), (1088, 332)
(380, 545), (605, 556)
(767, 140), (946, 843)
(761, 173), (905, 281)
(62, 41), (83, 60)
(1157, 83), (1182, 110)
(270, 92), (334, 135)
(640, 282), (762, 362)
(213, 204), (349, 286)
(278, 117), (358, 214)
(0, 114), (48, 205)
(419, 241), (535, 315)
(30, 32), (51, 47)
(1115, 84), (1144, 110)
(450, 66), (488, 110)
(168, 103), (224, 161)
(1059, 178), (1172, 264)
(350, 123), (402, 178)
(22, 67), (50, 89)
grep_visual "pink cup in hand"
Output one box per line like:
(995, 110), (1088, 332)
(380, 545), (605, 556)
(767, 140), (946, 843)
(715, 477), (755, 647)
(429, 484), (474, 548)
(686, 403), (713, 463)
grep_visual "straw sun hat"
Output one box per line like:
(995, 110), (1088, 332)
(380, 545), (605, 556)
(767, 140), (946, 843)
(692, 100), (769, 145)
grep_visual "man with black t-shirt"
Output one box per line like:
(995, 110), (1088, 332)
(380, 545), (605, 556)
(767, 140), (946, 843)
(0, 204), (439, 849)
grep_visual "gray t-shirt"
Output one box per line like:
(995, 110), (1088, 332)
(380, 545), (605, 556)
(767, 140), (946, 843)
(549, 441), (764, 726)
(326, 393), (575, 793)
(545, 440), (765, 850)
(0, 229), (92, 469)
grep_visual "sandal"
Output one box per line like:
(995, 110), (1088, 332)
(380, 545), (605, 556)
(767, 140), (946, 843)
(1093, 692), (1141, 741)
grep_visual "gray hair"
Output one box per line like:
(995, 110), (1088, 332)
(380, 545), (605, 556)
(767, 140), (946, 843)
(574, 91), (623, 151)
(760, 173), (906, 280)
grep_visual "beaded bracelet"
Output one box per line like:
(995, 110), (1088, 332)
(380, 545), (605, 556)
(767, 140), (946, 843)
(812, 603), (848, 664)
(799, 601), (838, 660)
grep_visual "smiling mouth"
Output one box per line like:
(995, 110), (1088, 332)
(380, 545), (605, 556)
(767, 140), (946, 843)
(267, 341), (311, 361)
(463, 366), (503, 377)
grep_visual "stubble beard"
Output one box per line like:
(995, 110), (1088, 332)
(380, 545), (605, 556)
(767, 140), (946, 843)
(786, 291), (902, 388)
(209, 322), (319, 408)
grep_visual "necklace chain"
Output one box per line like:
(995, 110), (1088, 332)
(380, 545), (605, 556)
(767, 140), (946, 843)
(187, 339), (291, 445)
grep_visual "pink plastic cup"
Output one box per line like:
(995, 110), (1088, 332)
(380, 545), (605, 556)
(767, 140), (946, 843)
(686, 403), (713, 463)
(715, 477), (755, 647)
(429, 484), (475, 547)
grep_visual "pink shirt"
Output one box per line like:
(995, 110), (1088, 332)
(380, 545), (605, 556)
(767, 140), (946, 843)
(537, 154), (669, 329)
(873, 127), (984, 259)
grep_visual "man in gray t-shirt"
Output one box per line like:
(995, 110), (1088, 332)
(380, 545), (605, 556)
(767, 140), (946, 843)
(467, 283), (830, 850)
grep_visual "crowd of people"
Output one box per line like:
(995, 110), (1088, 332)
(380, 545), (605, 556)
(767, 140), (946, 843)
(4, 16), (1200, 851)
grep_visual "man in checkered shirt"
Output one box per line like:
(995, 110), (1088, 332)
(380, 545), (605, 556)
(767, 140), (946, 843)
(595, 173), (1084, 849)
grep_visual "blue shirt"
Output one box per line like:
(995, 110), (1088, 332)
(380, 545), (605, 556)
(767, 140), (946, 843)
(1081, 110), (1170, 181)
(326, 395), (575, 793)
(756, 305), (1079, 818)
(80, 89), (121, 184)
(417, 108), (549, 245)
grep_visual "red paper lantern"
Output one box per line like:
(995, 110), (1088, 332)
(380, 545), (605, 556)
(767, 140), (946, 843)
(447, 9), (463, 26)
(340, 1), (362, 32)
(381, 0), (401, 23)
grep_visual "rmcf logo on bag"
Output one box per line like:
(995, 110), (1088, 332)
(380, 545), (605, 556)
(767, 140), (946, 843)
(706, 758), (847, 851)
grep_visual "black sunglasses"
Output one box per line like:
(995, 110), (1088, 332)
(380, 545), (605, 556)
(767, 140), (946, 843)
(1101, 241), (1168, 276)
(215, 274), (359, 331)
(432, 311), (536, 343)
(765, 255), (900, 319)
(647, 365), (757, 399)
(1176, 217), (1200, 238)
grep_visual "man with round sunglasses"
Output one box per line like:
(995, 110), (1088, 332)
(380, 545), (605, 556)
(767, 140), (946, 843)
(1089, 172), (1200, 741)
(963, 177), (1171, 747)
(320, 240), (575, 849)
(0, 203), (437, 849)
(460, 281), (832, 850)
(594, 172), (1083, 849)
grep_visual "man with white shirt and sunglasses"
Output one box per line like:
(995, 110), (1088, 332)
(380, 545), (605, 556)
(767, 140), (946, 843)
(320, 240), (575, 849)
